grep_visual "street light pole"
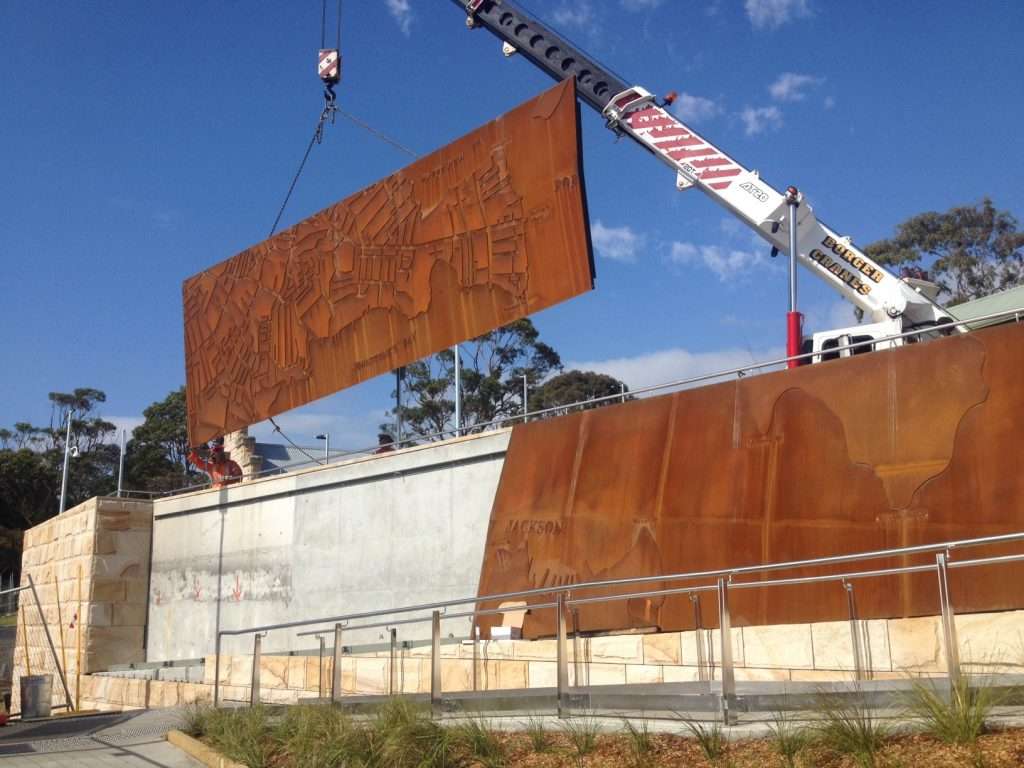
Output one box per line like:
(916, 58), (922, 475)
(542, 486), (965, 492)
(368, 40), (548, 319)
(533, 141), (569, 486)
(58, 413), (72, 515)
(453, 345), (462, 438)
(116, 429), (126, 498)
(522, 374), (528, 422)
(395, 368), (403, 446)
(315, 434), (330, 465)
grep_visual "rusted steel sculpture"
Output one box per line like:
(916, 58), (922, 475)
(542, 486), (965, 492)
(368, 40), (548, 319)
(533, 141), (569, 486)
(183, 79), (593, 444)
(476, 323), (1024, 636)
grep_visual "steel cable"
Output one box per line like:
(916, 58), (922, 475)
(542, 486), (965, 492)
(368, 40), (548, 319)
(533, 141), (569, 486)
(268, 416), (324, 465)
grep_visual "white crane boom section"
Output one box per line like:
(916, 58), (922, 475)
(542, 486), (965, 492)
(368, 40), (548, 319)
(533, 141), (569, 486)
(604, 88), (949, 327)
(450, 0), (956, 334)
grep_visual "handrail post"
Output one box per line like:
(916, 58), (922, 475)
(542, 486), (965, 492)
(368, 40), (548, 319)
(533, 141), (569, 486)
(556, 592), (569, 718)
(389, 627), (398, 695)
(331, 623), (343, 702)
(250, 632), (263, 707)
(472, 624), (479, 692)
(936, 553), (962, 692)
(690, 593), (707, 683)
(844, 581), (865, 682)
(717, 578), (736, 724)
(318, 635), (326, 698)
(430, 610), (441, 713)
(213, 632), (222, 707)
(571, 603), (584, 691)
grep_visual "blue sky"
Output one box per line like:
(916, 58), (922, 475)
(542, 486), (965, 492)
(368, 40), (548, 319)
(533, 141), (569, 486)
(2, 0), (1022, 452)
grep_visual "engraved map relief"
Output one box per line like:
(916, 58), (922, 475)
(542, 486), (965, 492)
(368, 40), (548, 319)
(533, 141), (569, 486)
(184, 79), (593, 444)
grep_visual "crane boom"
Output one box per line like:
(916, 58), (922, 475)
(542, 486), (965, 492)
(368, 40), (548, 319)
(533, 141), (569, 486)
(451, 0), (956, 335)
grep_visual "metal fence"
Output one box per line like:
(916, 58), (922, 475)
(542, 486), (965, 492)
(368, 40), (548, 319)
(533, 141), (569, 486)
(121, 306), (1024, 500)
(1, 575), (75, 715)
(214, 528), (1024, 722)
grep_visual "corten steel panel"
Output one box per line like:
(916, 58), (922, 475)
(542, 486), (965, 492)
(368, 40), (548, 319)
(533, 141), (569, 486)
(183, 80), (593, 444)
(477, 323), (1024, 637)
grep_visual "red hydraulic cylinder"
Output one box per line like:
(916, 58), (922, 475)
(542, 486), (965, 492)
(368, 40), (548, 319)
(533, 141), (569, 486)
(786, 311), (804, 368)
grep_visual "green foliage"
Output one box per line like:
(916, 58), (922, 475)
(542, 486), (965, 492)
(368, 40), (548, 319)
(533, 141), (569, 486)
(201, 706), (275, 768)
(0, 386), (203, 554)
(523, 714), (552, 752)
(622, 719), (654, 766)
(813, 695), (891, 768)
(0, 448), (59, 529)
(532, 370), (631, 414)
(453, 716), (506, 766)
(560, 713), (600, 756)
(0, 387), (122, 529)
(385, 319), (563, 441)
(380, 712), (457, 767)
(866, 198), (1024, 304)
(768, 710), (809, 768)
(906, 676), (1002, 745)
(180, 702), (213, 737)
(132, 386), (190, 465)
(682, 718), (727, 762)
(125, 386), (197, 492)
(274, 704), (357, 768)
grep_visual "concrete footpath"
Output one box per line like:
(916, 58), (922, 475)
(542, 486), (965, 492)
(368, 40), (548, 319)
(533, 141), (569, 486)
(0, 709), (202, 767)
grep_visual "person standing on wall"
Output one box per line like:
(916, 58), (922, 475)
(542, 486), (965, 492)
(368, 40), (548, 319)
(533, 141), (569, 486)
(188, 438), (243, 489)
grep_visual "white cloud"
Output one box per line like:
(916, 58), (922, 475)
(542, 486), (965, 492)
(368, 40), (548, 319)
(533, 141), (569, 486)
(739, 105), (783, 136)
(110, 197), (179, 230)
(669, 241), (768, 281)
(385, 0), (413, 36)
(672, 92), (723, 124)
(553, 1), (595, 30)
(592, 220), (645, 263)
(719, 217), (744, 237)
(104, 416), (144, 442)
(567, 344), (785, 392)
(745, 0), (811, 29)
(769, 72), (824, 102)
(824, 95), (836, 110)
(621, 0), (663, 8)
(803, 300), (859, 333)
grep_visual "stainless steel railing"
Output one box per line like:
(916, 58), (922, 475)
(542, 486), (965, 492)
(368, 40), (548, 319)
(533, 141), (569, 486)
(122, 305), (1024, 499)
(214, 528), (1024, 722)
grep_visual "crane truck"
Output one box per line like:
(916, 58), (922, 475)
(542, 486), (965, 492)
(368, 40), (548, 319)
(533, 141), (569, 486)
(447, 0), (959, 363)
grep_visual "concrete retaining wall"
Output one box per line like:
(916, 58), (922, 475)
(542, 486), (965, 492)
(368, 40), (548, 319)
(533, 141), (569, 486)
(147, 429), (511, 661)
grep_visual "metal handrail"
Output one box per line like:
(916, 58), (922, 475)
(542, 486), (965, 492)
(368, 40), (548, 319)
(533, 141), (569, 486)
(218, 529), (1024, 640)
(128, 305), (1024, 499)
(292, 601), (561, 640)
(215, 533), (1024, 717)
(238, 560), (985, 646)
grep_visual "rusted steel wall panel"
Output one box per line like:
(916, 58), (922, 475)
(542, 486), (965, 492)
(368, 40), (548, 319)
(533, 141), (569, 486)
(183, 80), (593, 444)
(477, 323), (1024, 636)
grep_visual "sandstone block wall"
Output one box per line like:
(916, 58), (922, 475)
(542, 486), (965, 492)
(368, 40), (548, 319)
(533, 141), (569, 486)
(75, 674), (211, 712)
(11, 496), (153, 712)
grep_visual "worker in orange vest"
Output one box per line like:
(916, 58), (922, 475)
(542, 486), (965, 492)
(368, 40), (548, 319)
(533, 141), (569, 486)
(188, 439), (243, 489)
